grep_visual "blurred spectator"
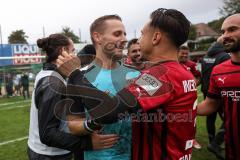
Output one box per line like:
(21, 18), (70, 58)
(0, 77), (2, 97)
(13, 74), (21, 96)
(21, 73), (30, 99)
(5, 74), (13, 97)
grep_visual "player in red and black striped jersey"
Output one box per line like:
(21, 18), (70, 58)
(65, 59), (197, 160)
(57, 8), (198, 160)
(127, 61), (197, 160)
(208, 60), (240, 159)
(197, 14), (240, 160)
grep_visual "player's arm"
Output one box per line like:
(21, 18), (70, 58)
(63, 103), (120, 150)
(66, 69), (140, 124)
(197, 97), (220, 116)
(194, 77), (201, 86)
(67, 68), (173, 126)
(66, 114), (103, 135)
(57, 54), (169, 125)
(64, 85), (104, 135)
(67, 115), (88, 135)
(37, 76), (118, 151)
(66, 115), (119, 150)
(64, 92), (91, 136)
(198, 64), (222, 115)
(36, 77), (93, 151)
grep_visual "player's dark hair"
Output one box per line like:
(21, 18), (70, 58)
(127, 38), (139, 49)
(150, 8), (190, 47)
(37, 34), (70, 63)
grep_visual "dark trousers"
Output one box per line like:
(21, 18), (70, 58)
(23, 85), (30, 99)
(212, 123), (225, 146)
(204, 94), (224, 144)
(27, 147), (72, 160)
(207, 111), (218, 142)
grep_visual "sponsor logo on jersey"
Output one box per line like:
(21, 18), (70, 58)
(221, 90), (240, 101)
(218, 77), (226, 84)
(135, 73), (162, 96)
(185, 140), (193, 150)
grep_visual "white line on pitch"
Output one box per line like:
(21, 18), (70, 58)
(0, 100), (31, 107)
(0, 136), (28, 146)
(0, 105), (29, 111)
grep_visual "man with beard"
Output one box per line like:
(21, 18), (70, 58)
(197, 14), (240, 160)
(125, 38), (145, 70)
(57, 8), (197, 160)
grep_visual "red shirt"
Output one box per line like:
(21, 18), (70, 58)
(127, 61), (197, 160)
(124, 57), (133, 65)
(208, 59), (240, 160)
(181, 60), (201, 78)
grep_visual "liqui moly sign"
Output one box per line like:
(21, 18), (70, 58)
(12, 44), (43, 65)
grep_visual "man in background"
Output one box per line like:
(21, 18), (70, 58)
(21, 73), (30, 99)
(125, 38), (145, 70)
(178, 45), (201, 85)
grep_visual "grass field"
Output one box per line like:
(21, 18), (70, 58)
(0, 88), (222, 160)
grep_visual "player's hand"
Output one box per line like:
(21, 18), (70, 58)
(91, 133), (119, 150)
(56, 51), (81, 77)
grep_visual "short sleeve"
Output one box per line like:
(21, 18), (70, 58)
(207, 69), (221, 99)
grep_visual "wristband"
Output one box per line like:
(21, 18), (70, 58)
(84, 119), (103, 134)
(84, 120), (95, 133)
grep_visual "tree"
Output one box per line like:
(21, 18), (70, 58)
(8, 30), (28, 44)
(208, 17), (225, 33)
(188, 25), (197, 40)
(61, 27), (80, 43)
(220, 0), (240, 16)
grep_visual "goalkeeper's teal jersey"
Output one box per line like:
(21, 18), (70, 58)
(84, 61), (140, 160)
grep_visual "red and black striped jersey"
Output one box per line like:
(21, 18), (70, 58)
(208, 59), (240, 160)
(127, 61), (198, 160)
(181, 60), (201, 78)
